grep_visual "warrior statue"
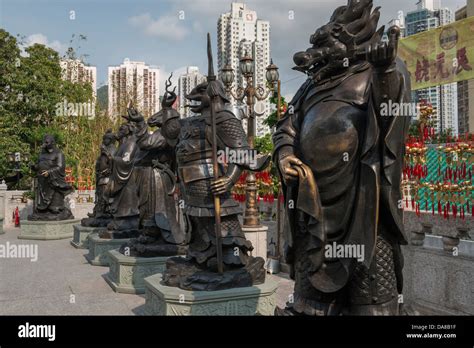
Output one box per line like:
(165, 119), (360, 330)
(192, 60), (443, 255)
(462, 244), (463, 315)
(81, 129), (117, 227)
(152, 37), (270, 291)
(122, 82), (188, 257)
(101, 117), (140, 239)
(29, 134), (74, 221)
(273, 0), (411, 315)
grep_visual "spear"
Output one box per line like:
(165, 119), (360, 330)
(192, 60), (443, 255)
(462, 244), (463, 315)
(207, 33), (224, 274)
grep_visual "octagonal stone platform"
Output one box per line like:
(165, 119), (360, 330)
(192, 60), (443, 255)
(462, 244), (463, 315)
(85, 234), (129, 266)
(143, 274), (278, 316)
(18, 219), (80, 240)
(104, 250), (173, 294)
(71, 225), (106, 249)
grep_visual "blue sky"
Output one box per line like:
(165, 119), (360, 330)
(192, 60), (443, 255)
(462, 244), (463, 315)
(0, 0), (467, 100)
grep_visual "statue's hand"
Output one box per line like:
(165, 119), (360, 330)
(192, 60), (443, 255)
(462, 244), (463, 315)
(366, 26), (400, 68)
(279, 155), (302, 186)
(210, 176), (233, 195)
(40, 170), (49, 177)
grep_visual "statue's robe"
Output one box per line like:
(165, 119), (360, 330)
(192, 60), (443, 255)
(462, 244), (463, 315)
(273, 59), (411, 295)
(35, 148), (73, 213)
(134, 121), (187, 245)
(92, 143), (116, 218)
(105, 135), (140, 228)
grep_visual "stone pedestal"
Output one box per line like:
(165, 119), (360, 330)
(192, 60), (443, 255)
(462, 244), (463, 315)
(402, 238), (474, 315)
(18, 219), (80, 240)
(85, 234), (129, 266)
(242, 225), (268, 261)
(144, 274), (278, 316)
(71, 225), (106, 249)
(104, 250), (172, 294)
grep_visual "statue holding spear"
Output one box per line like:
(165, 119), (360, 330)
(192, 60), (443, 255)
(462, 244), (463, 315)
(155, 33), (270, 291)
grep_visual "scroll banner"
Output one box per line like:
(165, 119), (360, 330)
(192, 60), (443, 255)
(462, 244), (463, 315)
(398, 16), (474, 90)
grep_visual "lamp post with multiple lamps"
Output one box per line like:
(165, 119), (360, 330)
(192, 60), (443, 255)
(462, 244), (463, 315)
(220, 53), (279, 227)
(7, 152), (29, 190)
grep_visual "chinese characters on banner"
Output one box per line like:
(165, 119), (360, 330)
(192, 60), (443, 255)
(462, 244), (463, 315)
(398, 16), (474, 90)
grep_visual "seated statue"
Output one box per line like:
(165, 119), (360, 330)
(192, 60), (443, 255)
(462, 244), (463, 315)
(28, 134), (74, 221)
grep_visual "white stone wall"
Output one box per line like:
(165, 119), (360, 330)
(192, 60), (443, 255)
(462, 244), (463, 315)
(0, 190), (95, 228)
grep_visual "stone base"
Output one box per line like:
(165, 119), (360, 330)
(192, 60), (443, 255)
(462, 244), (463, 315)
(28, 207), (74, 221)
(18, 219), (80, 240)
(85, 234), (129, 266)
(402, 236), (474, 314)
(104, 250), (173, 294)
(242, 224), (268, 261)
(144, 274), (278, 316)
(163, 256), (266, 291)
(0, 218), (4, 235)
(71, 225), (106, 249)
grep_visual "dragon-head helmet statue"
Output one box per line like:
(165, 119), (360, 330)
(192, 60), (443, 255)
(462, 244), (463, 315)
(293, 0), (384, 82)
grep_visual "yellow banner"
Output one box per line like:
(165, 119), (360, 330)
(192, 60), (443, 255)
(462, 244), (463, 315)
(398, 16), (474, 90)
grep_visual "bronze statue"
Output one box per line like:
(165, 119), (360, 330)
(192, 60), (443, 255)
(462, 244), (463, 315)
(101, 120), (141, 239)
(273, 0), (411, 315)
(153, 36), (269, 291)
(81, 129), (117, 227)
(121, 89), (188, 257)
(29, 134), (74, 221)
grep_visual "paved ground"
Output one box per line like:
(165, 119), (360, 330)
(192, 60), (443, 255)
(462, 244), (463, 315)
(0, 227), (294, 315)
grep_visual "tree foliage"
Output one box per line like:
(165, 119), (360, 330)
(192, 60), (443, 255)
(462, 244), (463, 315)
(0, 29), (116, 189)
(263, 93), (287, 129)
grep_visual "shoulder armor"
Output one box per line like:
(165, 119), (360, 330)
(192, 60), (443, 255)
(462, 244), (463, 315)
(204, 110), (249, 149)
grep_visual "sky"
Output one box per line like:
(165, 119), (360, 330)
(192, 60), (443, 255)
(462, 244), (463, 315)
(0, 0), (468, 100)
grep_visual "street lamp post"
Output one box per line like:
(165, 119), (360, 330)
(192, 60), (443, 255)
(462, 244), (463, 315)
(221, 54), (279, 227)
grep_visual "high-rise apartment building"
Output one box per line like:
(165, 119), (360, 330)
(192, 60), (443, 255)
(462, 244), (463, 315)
(178, 66), (206, 118)
(387, 11), (406, 38)
(108, 58), (160, 119)
(405, 0), (458, 135)
(60, 59), (97, 98)
(217, 2), (271, 136)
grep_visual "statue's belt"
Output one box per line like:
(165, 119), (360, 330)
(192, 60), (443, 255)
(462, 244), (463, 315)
(176, 150), (214, 164)
(179, 162), (219, 184)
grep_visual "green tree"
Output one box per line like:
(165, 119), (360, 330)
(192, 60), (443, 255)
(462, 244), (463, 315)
(0, 30), (31, 186)
(263, 93), (287, 129)
(0, 29), (116, 188)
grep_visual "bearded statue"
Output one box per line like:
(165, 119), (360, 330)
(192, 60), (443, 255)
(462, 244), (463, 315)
(29, 134), (74, 221)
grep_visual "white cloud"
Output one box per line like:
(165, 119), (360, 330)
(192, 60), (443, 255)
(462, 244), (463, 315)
(192, 21), (204, 33)
(129, 13), (189, 41)
(24, 33), (66, 53)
